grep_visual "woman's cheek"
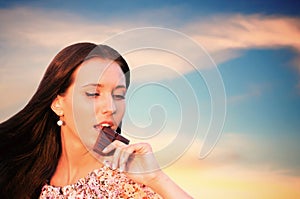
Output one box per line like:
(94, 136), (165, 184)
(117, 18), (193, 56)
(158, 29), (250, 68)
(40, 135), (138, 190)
(116, 101), (126, 120)
(73, 103), (98, 142)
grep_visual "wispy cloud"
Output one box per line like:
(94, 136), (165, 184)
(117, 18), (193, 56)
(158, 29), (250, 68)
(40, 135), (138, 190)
(227, 83), (270, 104)
(160, 133), (300, 198)
(1, 6), (300, 120)
(185, 14), (300, 93)
(187, 14), (300, 51)
(2, 8), (300, 68)
(1, 7), (300, 198)
(127, 129), (300, 177)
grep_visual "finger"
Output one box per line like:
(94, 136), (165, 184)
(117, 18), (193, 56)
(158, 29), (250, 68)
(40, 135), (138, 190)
(111, 146), (123, 170)
(107, 140), (127, 170)
(124, 142), (152, 155)
(119, 146), (137, 172)
(119, 143), (151, 172)
(124, 143), (161, 174)
(102, 140), (125, 154)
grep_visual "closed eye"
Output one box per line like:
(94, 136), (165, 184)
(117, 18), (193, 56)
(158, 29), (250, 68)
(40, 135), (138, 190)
(113, 94), (125, 100)
(85, 92), (100, 97)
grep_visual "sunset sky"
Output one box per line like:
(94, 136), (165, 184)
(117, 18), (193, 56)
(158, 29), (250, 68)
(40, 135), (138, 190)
(0, 0), (300, 198)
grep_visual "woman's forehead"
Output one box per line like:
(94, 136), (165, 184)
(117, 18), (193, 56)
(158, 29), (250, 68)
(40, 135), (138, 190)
(74, 57), (126, 86)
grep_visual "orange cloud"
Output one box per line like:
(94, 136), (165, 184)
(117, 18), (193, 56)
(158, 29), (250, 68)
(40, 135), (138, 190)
(187, 14), (300, 51)
(186, 14), (300, 81)
(159, 133), (300, 198)
(1, 7), (300, 118)
(164, 162), (300, 199)
(1, 7), (300, 198)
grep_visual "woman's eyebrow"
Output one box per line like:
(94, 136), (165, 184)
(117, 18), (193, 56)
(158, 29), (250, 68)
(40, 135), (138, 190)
(82, 83), (103, 88)
(114, 85), (126, 90)
(82, 84), (126, 89)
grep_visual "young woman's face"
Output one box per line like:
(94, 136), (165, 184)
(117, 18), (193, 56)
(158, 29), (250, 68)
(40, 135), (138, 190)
(59, 57), (127, 149)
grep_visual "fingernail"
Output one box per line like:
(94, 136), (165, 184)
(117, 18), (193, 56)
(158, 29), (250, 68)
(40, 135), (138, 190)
(103, 160), (111, 168)
(119, 165), (124, 173)
(112, 163), (117, 170)
(102, 147), (108, 153)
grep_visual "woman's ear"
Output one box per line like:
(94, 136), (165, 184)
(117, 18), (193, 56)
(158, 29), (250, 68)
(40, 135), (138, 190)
(51, 96), (64, 116)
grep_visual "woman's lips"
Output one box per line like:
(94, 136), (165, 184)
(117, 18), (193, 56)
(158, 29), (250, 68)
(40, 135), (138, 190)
(94, 121), (114, 129)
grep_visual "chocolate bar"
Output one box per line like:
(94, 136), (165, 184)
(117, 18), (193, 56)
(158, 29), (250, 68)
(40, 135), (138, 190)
(93, 127), (130, 155)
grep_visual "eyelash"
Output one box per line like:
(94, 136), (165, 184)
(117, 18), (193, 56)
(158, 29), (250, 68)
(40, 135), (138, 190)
(85, 92), (100, 97)
(113, 94), (125, 100)
(85, 92), (125, 100)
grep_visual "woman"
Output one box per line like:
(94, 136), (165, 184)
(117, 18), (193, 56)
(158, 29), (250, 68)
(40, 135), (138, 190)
(0, 43), (192, 198)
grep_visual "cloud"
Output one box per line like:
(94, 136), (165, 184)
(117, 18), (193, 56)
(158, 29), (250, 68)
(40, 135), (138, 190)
(113, 127), (300, 198)
(124, 126), (300, 178)
(227, 83), (270, 104)
(0, 7), (124, 47)
(0, 6), (216, 121)
(186, 14), (300, 51)
(0, 7), (218, 85)
(1, 6), (300, 198)
(185, 14), (300, 92)
(156, 131), (300, 178)
(159, 132), (300, 198)
(0, 7), (124, 121)
(1, 8), (300, 66)
(1, 8), (300, 73)
(1, 6), (300, 121)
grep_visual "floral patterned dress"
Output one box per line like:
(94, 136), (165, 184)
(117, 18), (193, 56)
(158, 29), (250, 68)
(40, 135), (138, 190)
(39, 166), (162, 199)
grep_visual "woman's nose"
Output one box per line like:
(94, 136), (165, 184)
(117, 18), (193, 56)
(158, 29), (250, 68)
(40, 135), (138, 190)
(100, 95), (116, 115)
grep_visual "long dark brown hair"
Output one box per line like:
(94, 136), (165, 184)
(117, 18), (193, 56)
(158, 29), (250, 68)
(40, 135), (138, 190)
(0, 42), (130, 198)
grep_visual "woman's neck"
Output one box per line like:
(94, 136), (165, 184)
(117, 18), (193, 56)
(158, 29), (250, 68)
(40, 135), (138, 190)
(50, 128), (102, 186)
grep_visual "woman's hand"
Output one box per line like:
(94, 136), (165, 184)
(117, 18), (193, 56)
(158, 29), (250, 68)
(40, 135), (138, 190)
(100, 141), (193, 198)
(101, 140), (163, 185)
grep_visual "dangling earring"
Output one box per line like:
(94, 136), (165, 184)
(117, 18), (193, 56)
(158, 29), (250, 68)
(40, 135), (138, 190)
(57, 119), (63, 126)
(57, 113), (64, 126)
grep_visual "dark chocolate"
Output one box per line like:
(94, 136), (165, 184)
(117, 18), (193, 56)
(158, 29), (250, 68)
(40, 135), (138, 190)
(93, 127), (130, 155)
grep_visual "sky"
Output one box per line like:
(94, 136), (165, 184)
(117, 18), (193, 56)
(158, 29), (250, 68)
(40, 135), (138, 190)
(0, 0), (300, 198)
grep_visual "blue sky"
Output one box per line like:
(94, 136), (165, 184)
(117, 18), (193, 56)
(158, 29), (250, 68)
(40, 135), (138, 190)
(0, 0), (300, 198)
(1, 0), (299, 15)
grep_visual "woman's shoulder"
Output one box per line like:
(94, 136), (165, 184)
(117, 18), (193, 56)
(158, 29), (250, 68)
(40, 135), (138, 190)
(39, 166), (162, 198)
